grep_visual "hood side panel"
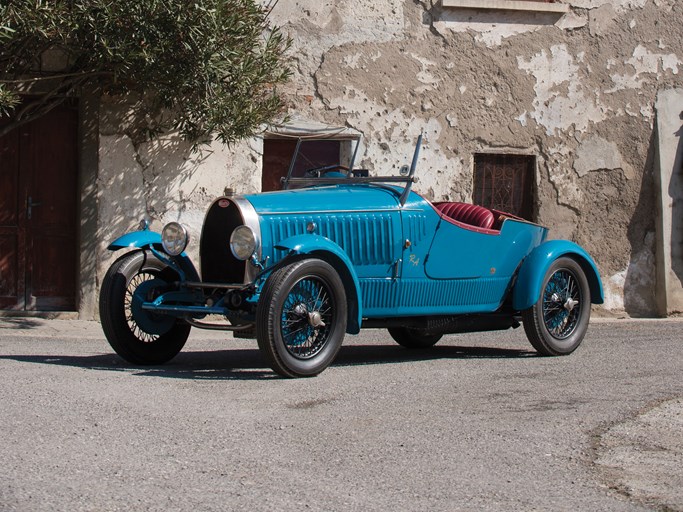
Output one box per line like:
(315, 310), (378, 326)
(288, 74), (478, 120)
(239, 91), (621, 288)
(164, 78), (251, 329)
(244, 184), (401, 214)
(262, 212), (401, 278)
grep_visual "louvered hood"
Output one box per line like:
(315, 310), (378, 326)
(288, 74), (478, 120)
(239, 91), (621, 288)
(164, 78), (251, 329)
(243, 184), (404, 271)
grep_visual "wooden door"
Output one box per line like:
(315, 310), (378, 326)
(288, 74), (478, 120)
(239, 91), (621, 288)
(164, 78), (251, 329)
(262, 139), (341, 192)
(0, 103), (78, 311)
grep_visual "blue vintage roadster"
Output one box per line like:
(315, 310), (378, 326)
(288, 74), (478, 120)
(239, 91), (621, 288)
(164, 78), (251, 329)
(100, 135), (604, 377)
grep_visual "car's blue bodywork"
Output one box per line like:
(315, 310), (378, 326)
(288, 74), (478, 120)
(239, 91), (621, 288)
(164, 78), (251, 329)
(108, 231), (201, 283)
(101, 136), (604, 376)
(108, 181), (603, 331)
(512, 240), (602, 311)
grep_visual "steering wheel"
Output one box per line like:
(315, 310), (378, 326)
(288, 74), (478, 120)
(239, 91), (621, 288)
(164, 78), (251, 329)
(304, 164), (350, 178)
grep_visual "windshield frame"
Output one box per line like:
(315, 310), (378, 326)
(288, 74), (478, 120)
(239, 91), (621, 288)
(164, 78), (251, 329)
(281, 134), (422, 207)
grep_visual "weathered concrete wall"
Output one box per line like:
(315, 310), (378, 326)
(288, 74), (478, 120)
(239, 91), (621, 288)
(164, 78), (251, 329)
(97, 94), (263, 272)
(94, 0), (683, 317)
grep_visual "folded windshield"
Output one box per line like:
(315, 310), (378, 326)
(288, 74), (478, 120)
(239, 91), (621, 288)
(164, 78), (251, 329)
(281, 134), (423, 207)
(282, 138), (360, 187)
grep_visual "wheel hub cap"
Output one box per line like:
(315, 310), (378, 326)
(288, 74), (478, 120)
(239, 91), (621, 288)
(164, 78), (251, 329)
(293, 303), (308, 316)
(280, 275), (334, 360)
(307, 311), (326, 328)
(292, 302), (326, 329)
(564, 298), (579, 311)
(543, 269), (582, 340)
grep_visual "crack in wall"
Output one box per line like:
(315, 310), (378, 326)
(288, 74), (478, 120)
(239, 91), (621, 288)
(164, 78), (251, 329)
(92, 0), (683, 316)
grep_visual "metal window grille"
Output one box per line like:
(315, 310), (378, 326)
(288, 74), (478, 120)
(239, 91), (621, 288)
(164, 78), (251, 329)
(473, 153), (535, 220)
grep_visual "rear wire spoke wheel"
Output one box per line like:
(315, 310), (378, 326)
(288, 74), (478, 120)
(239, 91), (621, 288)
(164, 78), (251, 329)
(522, 257), (591, 356)
(257, 259), (347, 378)
(100, 250), (190, 364)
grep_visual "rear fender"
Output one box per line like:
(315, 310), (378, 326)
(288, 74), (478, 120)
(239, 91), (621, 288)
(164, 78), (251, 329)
(107, 230), (200, 282)
(512, 240), (604, 311)
(275, 234), (362, 334)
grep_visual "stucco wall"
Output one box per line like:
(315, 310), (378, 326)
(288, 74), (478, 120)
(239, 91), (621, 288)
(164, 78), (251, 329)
(97, 94), (263, 272)
(95, 0), (683, 317)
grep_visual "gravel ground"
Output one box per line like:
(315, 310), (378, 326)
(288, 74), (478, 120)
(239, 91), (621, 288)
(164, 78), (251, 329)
(0, 317), (681, 511)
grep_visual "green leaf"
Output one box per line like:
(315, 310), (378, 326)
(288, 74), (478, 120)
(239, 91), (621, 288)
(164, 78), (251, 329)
(0, 0), (291, 146)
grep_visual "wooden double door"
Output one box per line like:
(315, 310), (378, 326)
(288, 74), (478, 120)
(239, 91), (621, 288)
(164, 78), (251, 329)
(0, 103), (78, 311)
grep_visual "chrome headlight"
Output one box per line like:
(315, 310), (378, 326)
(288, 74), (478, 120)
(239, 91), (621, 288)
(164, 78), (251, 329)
(161, 222), (189, 256)
(230, 225), (258, 260)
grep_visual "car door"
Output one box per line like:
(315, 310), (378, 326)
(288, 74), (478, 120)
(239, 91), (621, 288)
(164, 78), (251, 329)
(424, 219), (502, 280)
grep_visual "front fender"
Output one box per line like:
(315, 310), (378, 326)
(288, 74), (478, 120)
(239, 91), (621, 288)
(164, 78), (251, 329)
(107, 230), (200, 282)
(512, 240), (604, 311)
(108, 230), (162, 250)
(275, 234), (363, 334)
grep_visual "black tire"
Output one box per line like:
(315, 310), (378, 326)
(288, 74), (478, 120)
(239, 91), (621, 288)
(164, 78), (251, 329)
(388, 327), (442, 349)
(256, 258), (347, 378)
(99, 250), (191, 364)
(522, 257), (591, 356)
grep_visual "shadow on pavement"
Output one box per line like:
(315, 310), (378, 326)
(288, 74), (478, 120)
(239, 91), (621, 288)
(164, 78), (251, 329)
(334, 344), (535, 367)
(0, 344), (536, 380)
(0, 317), (46, 329)
(0, 349), (271, 381)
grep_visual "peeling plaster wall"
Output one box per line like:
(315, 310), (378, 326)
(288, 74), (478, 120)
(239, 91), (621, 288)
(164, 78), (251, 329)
(94, 0), (683, 317)
(97, 97), (263, 275)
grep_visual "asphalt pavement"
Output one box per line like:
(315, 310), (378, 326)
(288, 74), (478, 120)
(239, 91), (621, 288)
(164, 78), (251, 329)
(0, 316), (681, 511)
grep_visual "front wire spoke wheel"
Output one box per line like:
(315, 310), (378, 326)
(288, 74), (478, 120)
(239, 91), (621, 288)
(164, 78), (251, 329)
(256, 258), (347, 378)
(280, 277), (333, 359)
(100, 250), (191, 365)
(124, 272), (160, 343)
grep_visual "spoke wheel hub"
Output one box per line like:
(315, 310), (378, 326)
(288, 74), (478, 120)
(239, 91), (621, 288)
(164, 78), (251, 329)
(307, 311), (326, 328)
(543, 269), (582, 340)
(281, 277), (334, 360)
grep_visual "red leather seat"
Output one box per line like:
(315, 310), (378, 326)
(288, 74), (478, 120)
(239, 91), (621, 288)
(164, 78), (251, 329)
(434, 202), (495, 230)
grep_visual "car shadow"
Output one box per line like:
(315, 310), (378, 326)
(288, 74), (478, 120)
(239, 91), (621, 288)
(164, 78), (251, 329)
(0, 349), (274, 381)
(0, 344), (536, 381)
(335, 344), (535, 367)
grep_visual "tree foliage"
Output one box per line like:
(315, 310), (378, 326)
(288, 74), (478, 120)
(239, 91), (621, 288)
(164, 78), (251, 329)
(0, 0), (291, 144)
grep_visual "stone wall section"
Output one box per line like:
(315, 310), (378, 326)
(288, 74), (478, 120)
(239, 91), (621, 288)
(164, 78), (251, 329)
(94, 0), (683, 317)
